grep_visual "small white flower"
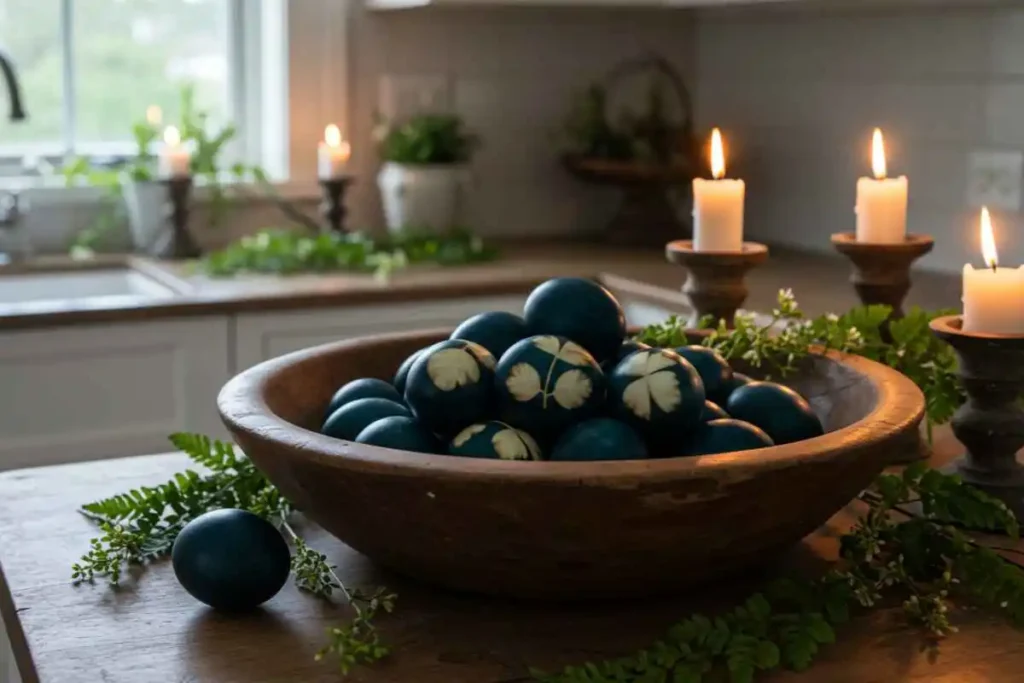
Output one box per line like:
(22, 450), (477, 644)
(826, 313), (839, 323)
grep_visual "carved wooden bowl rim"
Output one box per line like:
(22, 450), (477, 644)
(930, 314), (1024, 348)
(665, 240), (770, 266)
(830, 232), (935, 256)
(218, 328), (925, 482)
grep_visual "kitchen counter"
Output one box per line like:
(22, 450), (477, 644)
(0, 242), (962, 331)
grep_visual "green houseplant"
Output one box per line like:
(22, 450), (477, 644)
(375, 113), (479, 235)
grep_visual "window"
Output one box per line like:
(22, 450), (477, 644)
(0, 0), (250, 162)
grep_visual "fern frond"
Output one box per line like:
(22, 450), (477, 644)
(169, 432), (244, 472)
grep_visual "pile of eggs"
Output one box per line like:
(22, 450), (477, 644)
(321, 277), (824, 461)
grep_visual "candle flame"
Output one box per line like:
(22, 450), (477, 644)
(163, 125), (180, 146)
(981, 206), (999, 270)
(871, 128), (887, 180)
(325, 124), (342, 148)
(710, 128), (726, 180)
(145, 105), (162, 126)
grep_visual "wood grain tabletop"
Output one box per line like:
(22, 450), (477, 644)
(0, 428), (1019, 683)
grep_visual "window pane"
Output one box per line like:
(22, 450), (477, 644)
(0, 0), (63, 147)
(73, 0), (231, 144)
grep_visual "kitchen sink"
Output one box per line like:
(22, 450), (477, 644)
(0, 268), (177, 305)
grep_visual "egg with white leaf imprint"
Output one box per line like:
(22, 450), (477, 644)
(448, 421), (543, 460)
(495, 335), (606, 437)
(608, 348), (705, 436)
(404, 339), (497, 438)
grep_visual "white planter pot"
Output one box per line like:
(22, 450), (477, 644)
(121, 178), (166, 254)
(377, 162), (470, 235)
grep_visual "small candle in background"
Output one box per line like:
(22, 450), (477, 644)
(692, 128), (745, 252)
(318, 124), (351, 180)
(855, 128), (908, 244)
(158, 125), (191, 179)
(962, 207), (1024, 334)
(145, 105), (162, 127)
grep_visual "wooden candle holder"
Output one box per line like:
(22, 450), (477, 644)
(831, 233), (934, 318)
(155, 177), (201, 260)
(665, 240), (769, 328)
(319, 176), (354, 235)
(930, 315), (1024, 523)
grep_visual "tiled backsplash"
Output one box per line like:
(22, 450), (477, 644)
(694, 4), (1024, 273)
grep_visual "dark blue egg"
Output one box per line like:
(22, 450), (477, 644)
(607, 348), (705, 436)
(603, 340), (652, 371)
(404, 339), (497, 438)
(680, 418), (774, 457)
(449, 421), (542, 460)
(394, 344), (438, 396)
(451, 312), (529, 359)
(322, 398), (410, 440)
(325, 378), (402, 419)
(495, 335), (606, 437)
(356, 415), (440, 454)
(551, 418), (648, 461)
(721, 372), (753, 401)
(701, 400), (729, 422)
(675, 345), (734, 406)
(726, 381), (824, 445)
(523, 277), (626, 363)
(171, 509), (290, 611)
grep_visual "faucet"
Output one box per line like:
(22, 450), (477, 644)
(0, 48), (26, 121)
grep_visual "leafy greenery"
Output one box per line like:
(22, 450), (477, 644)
(72, 433), (395, 676)
(532, 463), (1023, 683)
(376, 113), (479, 165)
(200, 227), (498, 278)
(636, 289), (964, 435)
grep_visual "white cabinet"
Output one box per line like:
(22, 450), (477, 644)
(234, 295), (527, 369)
(0, 317), (231, 470)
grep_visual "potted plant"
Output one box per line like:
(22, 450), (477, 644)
(375, 113), (479, 235)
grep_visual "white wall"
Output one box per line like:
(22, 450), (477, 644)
(694, 3), (1024, 272)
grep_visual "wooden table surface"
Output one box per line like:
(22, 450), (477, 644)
(0, 429), (1021, 683)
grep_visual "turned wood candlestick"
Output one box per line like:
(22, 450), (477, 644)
(665, 241), (769, 328)
(319, 176), (354, 235)
(831, 233), (934, 318)
(930, 315), (1024, 523)
(156, 176), (201, 260)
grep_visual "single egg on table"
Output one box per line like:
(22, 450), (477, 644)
(393, 344), (438, 396)
(404, 339), (497, 438)
(325, 378), (402, 419)
(450, 311), (529, 360)
(675, 345), (734, 406)
(323, 397), (410, 441)
(726, 381), (824, 445)
(701, 400), (729, 422)
(356, 415), (441, 454)
(607, 348), (705, 436)
(495, 335), (606, 438)
(449, 421), (542, 460)
(680, 418), (774, 457)
(172, 509), (290, 611)
(523, 277), (626, 364)
(550, 417), (648, 461)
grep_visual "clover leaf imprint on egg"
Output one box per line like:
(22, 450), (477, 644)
(452, 423), (487, 448)
(492, 425), (542, 461)
(427, 348), (481, 391)
(621, 351), (682, 420)
(505, 336), (595, 409)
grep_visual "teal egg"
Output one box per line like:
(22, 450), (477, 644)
(449, 421), (542, 460)
(523, 278), (626, 363)
(495, 335), (606, 437)
(681, 418), (774, 457)
(356, 415), (440, 454)
(325, 378), (402, 419)
(675, 345), (734, 406)
(701, 400), (729, 421)
(551, 418), (648, 461)
(721, 372), (753, 402)
(608, 348), (705, 436)
(394, 344), (438, 396)
(726, 381), (824, 445)
(404, 339), (497, 438)
(323, 398), (410, 440)
(171, 509), (290, 611)
(451, 311), (529, 359)
(603, 340), (651, 371)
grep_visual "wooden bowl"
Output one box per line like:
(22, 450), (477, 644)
(218, 329), (924, 600)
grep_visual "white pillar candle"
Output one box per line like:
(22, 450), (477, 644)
(962, 207), (1024, 334)
(855, 129), (908, 244)
(692, 128), (745, 252)
(158, 126), (191, 179)
(318, 124), (351, 180)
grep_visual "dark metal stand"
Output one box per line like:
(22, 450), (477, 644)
(930, 315), (1024, 524)
(665, 240), (769, 328)
(156, 176), (201, 260)
(319, 176), (354, 235)
(831, 233), (934, 319)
